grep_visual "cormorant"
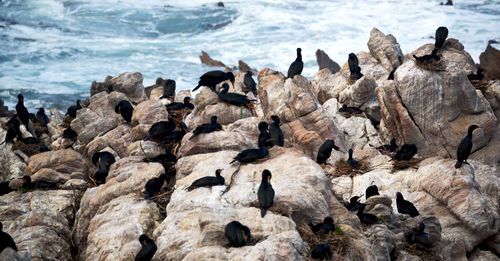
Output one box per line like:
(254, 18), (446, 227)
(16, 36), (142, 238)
(310, 216), (335, 234)
(135, 234), (157, 261)
(388, 67), (397, 80)
(16, 94), (29, 127)
(162, 122), (188, 144)
(3, 117), (21, 144)
(287, 48), (303, 79)
(144, 145), (177, 172)
(22, 176), (57, 190)
(406, 223), (433, 248)
(36, 108), (49, 126)
(66, 100), (82, 118)
(144, 118), (176, 143)
(316, 139), (341, 166)
(115, 100), (133, 123)
(311, 244), (332, 260)
(338, 104), (363, 114)
(455, 125), (479, 168)
(0, 181), (14, 196)
(434, 26), (449, 50)
(258, 169), (274, 217)
(257, 121), (272, 148)
(92, 152), (116, 183)
(189, 116), (222, 140)
(165, 97), (194, 111)
(242, 71), (257, 96)
(193, 70), (235, 92)
(467, 68), (484, 81)
(145, 174), (170, 199)
(0, 222), (18, 253)
(347, 149), (359, 168)
(160, 79), (176, 99)
(413, 48), (440, 63)
(348, 53), (363, 80)
(365, 185), (380, 199)
(269, 115), (284, 147)
(356, 204), (378, 225)
(376, 138), (398, 152)
(396, 192), (419, 217)
(344, 196), (365, 212)
(230, 136), (269, 164)
(225, 221), (251, 247)
(62, 126), (78, 141)
(186, 169), (224, 191)
(394, 144), (417, 161)
(217, 83), (255, 108)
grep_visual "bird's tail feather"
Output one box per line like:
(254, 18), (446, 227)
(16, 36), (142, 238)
(455, 161), (462, 168)
(261, 208), (267, 217)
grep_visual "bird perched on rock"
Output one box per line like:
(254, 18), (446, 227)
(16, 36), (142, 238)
(135, 234), (157, 261)
(193, 70), (235, 92)
(62, 126), (78, 141)
(0, 222), (18, 253)
(269, 115), (284, 147)
(144, 118), (176, 143)
(434, 26), (449, 50)
(257, 121), (272, 148)
(338, 104), (363, 115)
(258, 169), (274, 217)
(348, 53), (363, 80)
(356, 204), (378, 225)
(467, 68), (484, 81)
(65, 100), (82, 118)
(186, 169), (225, 191)
(225, 221), (251, 247)
(160, 79), (176, 99)
(242, 71), (257, 96)
(394, 144), (417, 161)
(311, 244), (332, 260)
(22, 176), (57, 190)
(165, 96), (194, 111)
(0, 180), (14, 196)
(189, 116), (222, 140)
(344, 196), (365, 212)
(115, 100), (133, 123)
(92, 152), (116, 184)
(145, 174), (170, 199)
(217, 83), (255, 109)
(287, 48), (303, 79)
(36, 108), (49, 126)
(455, 125), (479, 168)
(347, 149), (359, 168)
(316, 139), (341, 167)
(376, 138), (398, 152)
(310, 216), (335, 234)
(396, 192), (419, 217)
(413, 48), (440, 64)
(16, 94), (29, 127)
(405, 223), (433, 248)
(162, 122), (189, 144)
(144, 145), (177, 172)
(387, 67), (397, 80)
(2, 116), (21, 144)
(365, 185), (380, 199)
(230, 136), (269, 164)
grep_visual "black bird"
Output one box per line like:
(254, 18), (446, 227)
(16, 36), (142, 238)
(66, 100), (82, 118)
(16, 94), (30, 127)
(258, 169), (275, 218)
(193, 70), (235, 92)
(348, 53), (363, 80)
(287, 48), (303, 79)
(338, 104), (363, 115)
(230, 137), (269, 164)
(107, 83), (113, 93)
(145, 174), (170, 199)
(0, 222), (18, 253)
(162, 122), (189, 144)
(434, 26), (449, 50)
(144, 145), (177, 172)
(269, 115), (284, 147)
(311, 244), (332, 260)
(413, 48), (440, 63)
(160, 79), (176, 99)
(257, 121), (272, 148)
(115, 100), (133, 123)
(62, 126), (78, 141)
(310, 216), (335, 234)
(455, 125), (480, 168)
(36, 108), (49, 126)
(396, 192), (419, 217)
(29, 113), (36, 123)
(347, 149), (359, 168)
(144, 118), (176, 143)
(217, 83), (255, 108)
(3, 117), (21, 144)
(394, 144), (417, 161)
(344, 196), (365, 212)
(186, 169), (225, 191)
(376, 138), (398, 152)
(316, 139), (341, 166)
(135, 234), (157, 261)
(225, 221), (251, 247)
(165, 97), (194, 111)
(387, 67), (397, 80)
(406, 223), (433, 248)
(92, 152), (116, 183)
(242, 71), (257, 96)
(467, 68), (484, 81)
(0, 181), (14, 196)
(356, 205), (378, 225)
(190, 116), (222, 140)
(22, 176), (57, 190)
(365, 185), (380, 199)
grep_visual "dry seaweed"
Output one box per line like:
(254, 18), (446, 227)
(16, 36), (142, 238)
(470, 80), (489, 90)
(12, 140), (40, 156)
(392, 157), (424, 172)
(414, 59), (446, 71)
(404, 241), (442, 261)
(296, 222), (350, 261)
(151, 188), (174, 218)
(329, 159), (370, 178)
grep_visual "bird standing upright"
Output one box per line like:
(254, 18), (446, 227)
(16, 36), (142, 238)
(258, 169), (275, 217)
(287, 48), (303, 79)
(455, 125), (479, 168)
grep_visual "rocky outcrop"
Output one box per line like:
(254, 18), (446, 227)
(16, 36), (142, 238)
(315, 49), (341, 73)
(481, 80), (500, 120)
(367, 28), (404, 72)
(90, 76), (112, 97)
(130, 99), (169, 140)
(0, 127), (27, 181)
(109, 72), (147, 103)
(479, 43), (500, 80)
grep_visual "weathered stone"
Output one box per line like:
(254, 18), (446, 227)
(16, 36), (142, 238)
(131, 99), (168, 126)
(0, 124), (27, 181)
(481, 80), (500, 120)
(315, 49), (341, 73)
(127, 140), (164, 158)
(367, 28), (404, 72)
(367, 224), (396, 261)
(0, 247), (31, 261)
(86, 124), (133, 159)
(479, 43), (500, 80)
(110, 72), (147, 103)
(90, 75), (112, 97)
(199, 51), (229, 69)
(174, 90), (192, 103)
(469, 250), (500, 261)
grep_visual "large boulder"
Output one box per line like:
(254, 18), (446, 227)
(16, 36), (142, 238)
(367, 28), (404, 72)
(479, 42), (500, 81)
(315, 49), (341, 73)
(130, 99), (169, 140)
(0, 123), (27, 181)
(481, 80), (500, 120)
(109, 72), (147, 103)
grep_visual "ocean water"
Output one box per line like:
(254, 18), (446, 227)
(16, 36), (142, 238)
(1, 0), (499, 112)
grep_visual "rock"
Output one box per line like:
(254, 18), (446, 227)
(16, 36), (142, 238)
(469, 250), (500, 261)
(90, 75), (112, 97)
(367, 28), (404, 72)
(315, 49), (341, 73)
(199, 51), (230, 70)
(127, 140), (164, 158)
(340, 51), (391, 84)
(481, 80), (500, 120)
(377, 41), (499, 164)
(238, 60), (258, 74)
(0, 124), (27, 181)
(366, 224), (396, 261)
(0, 247), (31, 261)
(479, 43), (500, 80)
(174, 90), (191, 103)
(0, 190), (78, 261)
(130, 99), (169, 140)
(24, 149), (89, 185)
(258, 68), (346, 157)
(0, 99), (14, 117)
(86, 124), (133, 159)
(110, 72), (147, 103)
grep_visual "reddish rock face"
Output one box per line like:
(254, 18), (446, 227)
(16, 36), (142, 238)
(480, 43), (500, 81)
